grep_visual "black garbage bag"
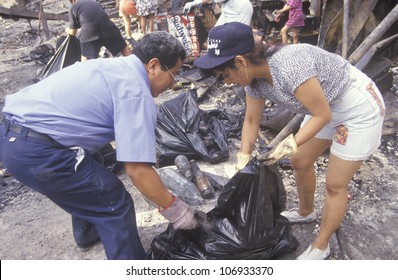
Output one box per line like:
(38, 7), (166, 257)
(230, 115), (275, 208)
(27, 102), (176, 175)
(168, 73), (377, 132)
(148, 162), (299, 259)
(156, 90), (230, 166)
(29, 44), (55, 65)
(261, 105), (296, 132)
(207, 109), (243, 139)
(36, 35), (81, 81)
(91, 143), (124, 174)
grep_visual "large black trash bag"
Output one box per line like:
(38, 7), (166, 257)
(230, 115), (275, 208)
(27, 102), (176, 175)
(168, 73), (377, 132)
(207, 109), (243, 139)
(36, 35), (81, 81)
(156, 90), (230, 166)
(148, 162), (299, 259)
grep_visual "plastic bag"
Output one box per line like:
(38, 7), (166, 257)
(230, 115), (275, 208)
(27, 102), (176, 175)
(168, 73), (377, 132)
(29, 44), (55, 65)
(261, 105), (296, 132)
(207, 109), (243, 139)
(91, 143), (124, 174)
(36, 35), (81, 81)
(156, 90), (230, 166)
(148, 162), (299, 259)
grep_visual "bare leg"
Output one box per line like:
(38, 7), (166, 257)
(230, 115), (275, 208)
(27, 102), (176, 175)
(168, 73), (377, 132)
(312, 155), (363, 249)
(122, 14), (132, 39)
(280, 25), (289, 44)
(290, 27), (300, 44)
(81, 55), (89, 62)
(135, 16), (141, 32)
(141, 16), (147, 34)
(291, 138), (332, 216)
(148, 14), (154, 33)
(119, 0), (132, 38)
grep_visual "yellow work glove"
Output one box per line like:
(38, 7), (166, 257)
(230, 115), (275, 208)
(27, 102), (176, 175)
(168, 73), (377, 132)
(256, 134), (298, 165)
(236, 151), (252, 171)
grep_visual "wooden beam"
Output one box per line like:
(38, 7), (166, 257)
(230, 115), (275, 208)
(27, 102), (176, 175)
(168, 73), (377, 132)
(349, 4), (398, 65)
(347, 0), (379, 51)
(342, 0), (349, 58)
(268, 114), (305, 148)
(317, 0), (343, 49)
(38, 0), (51, 39)
(354, 34), (398, 70)
(0, 6), (68, 21)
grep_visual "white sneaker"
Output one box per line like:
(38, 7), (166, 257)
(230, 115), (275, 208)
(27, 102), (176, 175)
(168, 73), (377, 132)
(281, 209), (317, 223)
(297, 244), (331, 260)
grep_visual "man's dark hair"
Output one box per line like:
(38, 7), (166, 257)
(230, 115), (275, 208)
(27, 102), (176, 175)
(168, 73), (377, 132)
(134, 31), (187, 69)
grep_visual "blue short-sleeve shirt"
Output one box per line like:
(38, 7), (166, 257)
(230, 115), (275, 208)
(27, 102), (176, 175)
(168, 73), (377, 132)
(3, 55), (158, 163)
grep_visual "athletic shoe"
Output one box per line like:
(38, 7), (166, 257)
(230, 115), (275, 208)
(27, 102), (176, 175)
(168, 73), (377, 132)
(297, 244), (331, 260)
(281, 209), (317, 223)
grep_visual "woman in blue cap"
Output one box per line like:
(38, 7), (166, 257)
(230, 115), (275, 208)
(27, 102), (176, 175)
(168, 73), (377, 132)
(194, 22), (385, 260)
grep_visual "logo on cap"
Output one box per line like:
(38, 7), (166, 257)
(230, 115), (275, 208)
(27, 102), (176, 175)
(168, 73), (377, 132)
(208, 39), (221, 56)
(193, 22), (255, 69)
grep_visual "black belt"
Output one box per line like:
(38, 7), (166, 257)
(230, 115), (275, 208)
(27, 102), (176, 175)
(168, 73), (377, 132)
(2, 118), (55, 144)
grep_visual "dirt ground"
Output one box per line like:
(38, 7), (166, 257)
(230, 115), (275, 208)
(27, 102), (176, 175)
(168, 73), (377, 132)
(0, 1), (397, 260)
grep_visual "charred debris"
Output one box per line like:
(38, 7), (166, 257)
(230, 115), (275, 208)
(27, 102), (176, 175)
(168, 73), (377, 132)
(1, 0), (398, 138)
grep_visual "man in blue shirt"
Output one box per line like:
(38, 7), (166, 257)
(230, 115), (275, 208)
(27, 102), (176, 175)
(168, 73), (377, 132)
(0, 31), (198, 260)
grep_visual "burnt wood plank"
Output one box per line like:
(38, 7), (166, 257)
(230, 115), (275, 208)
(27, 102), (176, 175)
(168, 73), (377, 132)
(0, 6), (68, 21)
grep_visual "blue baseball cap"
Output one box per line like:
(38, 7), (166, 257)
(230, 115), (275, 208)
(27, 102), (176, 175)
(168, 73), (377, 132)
(194, 22), (254, 69)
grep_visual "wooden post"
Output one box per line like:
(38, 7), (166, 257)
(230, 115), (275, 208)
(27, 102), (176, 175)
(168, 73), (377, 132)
(346, 0), (379, 52)
(38, 0), (51, 40)
(348, 4), (398, 65)
(268, 114), (305, 148)
(342, 0), (349, 59)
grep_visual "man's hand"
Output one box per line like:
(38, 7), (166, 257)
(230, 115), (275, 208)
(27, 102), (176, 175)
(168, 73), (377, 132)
(65, 27), (77, 36)
(183, 0), (202, 13)
(256, 134), (298, 165)
(159, 196), (199, 230)
(236, 151), (251, 171)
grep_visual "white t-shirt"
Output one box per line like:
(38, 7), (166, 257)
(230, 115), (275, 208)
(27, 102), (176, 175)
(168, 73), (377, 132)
(215, 0), (253, 26)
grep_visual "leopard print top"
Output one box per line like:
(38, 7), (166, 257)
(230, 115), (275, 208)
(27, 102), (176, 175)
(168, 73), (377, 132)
(245, 44), (351, 114)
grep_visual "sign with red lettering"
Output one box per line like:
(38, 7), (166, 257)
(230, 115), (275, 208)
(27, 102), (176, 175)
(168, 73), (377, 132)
(156, 14), (200, 60)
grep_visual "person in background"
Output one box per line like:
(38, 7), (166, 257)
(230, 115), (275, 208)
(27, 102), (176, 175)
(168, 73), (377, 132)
(0, 31), (198, 260)
(183, 0), (253, 26)
(136, 0), (158, 34)
(193, 22), (385, 260)
(275, 0), (305, 44)
(65, 0), (131, 61)
(118, 0), (133, 39)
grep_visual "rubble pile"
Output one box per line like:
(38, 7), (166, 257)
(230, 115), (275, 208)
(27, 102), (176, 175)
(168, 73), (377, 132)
(0, 0), (397, 260)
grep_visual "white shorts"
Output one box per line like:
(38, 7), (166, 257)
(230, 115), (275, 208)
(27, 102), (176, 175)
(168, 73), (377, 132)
(301, 66), (385, 161)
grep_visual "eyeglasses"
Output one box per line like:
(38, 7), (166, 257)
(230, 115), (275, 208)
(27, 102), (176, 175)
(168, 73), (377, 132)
(163, 65), (177, 88)
(163, 64), (207, 89)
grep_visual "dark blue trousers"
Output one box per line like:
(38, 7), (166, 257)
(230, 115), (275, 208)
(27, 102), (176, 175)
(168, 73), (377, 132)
(0, 122), (146, 260)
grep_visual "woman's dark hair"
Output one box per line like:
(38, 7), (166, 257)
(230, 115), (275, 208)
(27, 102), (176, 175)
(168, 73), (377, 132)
(133, 31), (187, 69)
